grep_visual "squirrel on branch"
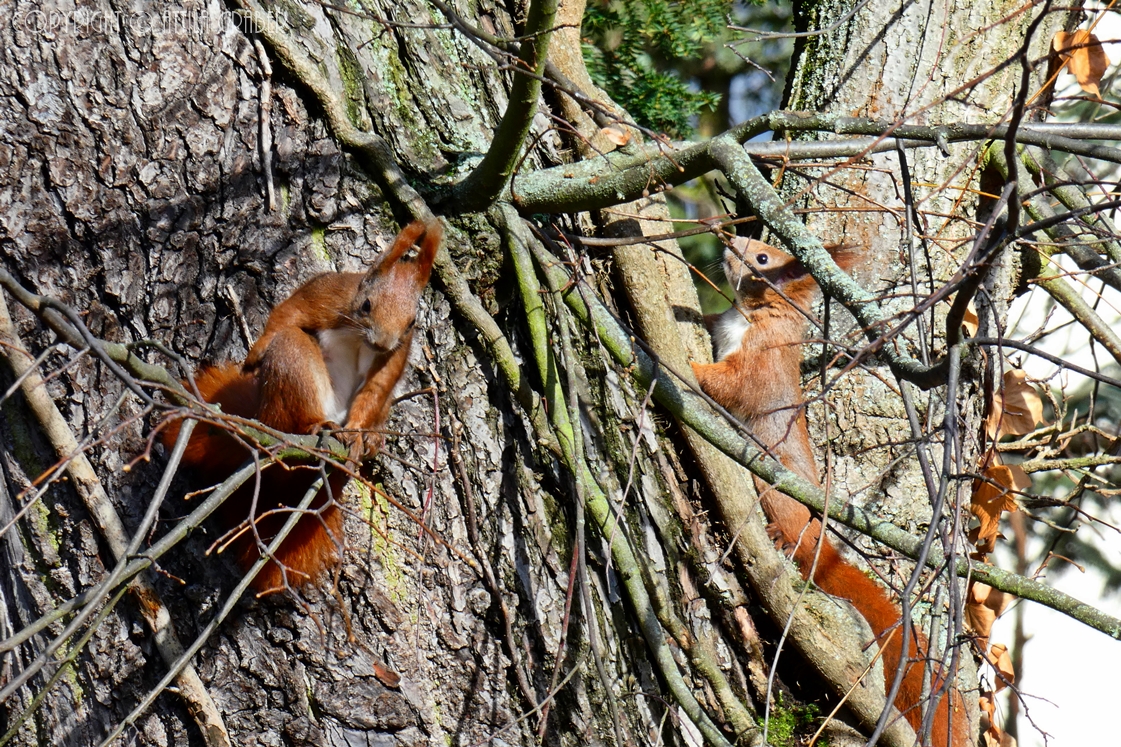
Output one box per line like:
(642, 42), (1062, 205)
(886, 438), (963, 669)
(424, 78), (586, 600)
(163, 220), (442, 594)
(691, 237), (968, 746)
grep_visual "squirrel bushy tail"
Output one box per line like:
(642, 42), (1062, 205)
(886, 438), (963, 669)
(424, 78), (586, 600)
(792, 515), (965, 745)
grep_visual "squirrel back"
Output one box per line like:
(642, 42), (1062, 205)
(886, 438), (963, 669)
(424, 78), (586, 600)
(163, 220), (442, 593)
(169, 363), (260, 485)
(692, 238), (968, 746)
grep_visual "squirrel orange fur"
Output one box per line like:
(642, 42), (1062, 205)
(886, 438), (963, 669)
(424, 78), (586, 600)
(691, 237), (968, 746)
(164, 220), (442, 593)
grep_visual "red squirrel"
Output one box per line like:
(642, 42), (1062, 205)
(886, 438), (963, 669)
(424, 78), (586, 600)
(691, 237), (968, 746)
(164, 220), (442, 593)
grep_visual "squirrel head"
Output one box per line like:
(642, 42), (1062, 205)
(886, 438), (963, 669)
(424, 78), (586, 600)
(723, 237), (860, 310)
(351, 220), (442, 352)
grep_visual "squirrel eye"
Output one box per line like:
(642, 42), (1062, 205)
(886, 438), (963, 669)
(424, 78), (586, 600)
(360, 299), (372, 314)
(756, 253), (769, 266)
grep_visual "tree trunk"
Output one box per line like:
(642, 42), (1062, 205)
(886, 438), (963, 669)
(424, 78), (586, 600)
(0, 1), (1082, 746)
(778, 0), (1070, 741)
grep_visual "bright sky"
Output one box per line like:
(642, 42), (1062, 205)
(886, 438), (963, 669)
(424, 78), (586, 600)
(989, 543), (1121, 746)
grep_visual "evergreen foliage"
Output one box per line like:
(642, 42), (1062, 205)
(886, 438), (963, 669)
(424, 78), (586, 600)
(581, 0), (731, 136)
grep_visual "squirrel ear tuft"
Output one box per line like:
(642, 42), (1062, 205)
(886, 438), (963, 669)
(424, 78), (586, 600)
(370, 221), (428, 274)
(411, 219), (442, 287)
(824, 243), (863, 273)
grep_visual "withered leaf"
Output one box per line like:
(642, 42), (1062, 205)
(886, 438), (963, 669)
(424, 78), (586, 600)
(987, 642), (1016, 693)
(600, 124), (632, 146)
(971, 464), (1027, 545)
(979, 690), (996, 727)
(968, 525), (1001, 556)
(986, 369), (1046, 439)
(962, 300), (979, 337)
(1053, 30), (1111, 98)
(965, 581), (1012, 645)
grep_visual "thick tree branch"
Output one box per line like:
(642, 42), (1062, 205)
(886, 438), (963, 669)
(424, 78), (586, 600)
(449, 0), (558, 211)
(512, 114), (1121, 215)
(765, 111), (1121, 164)
(511, 117), (769, 213)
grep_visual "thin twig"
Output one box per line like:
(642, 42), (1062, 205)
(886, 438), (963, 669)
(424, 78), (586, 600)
(0, 293), (230, 746)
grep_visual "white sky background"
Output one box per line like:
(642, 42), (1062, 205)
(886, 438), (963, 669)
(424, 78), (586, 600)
(991, 549), (1121, 746)
(990, 8), (1121, 745)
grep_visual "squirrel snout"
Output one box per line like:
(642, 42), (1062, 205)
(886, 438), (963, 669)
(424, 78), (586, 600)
(364, 326), (407, 354)
(365, 331), (398, 353)
(363, 312), (417, 353)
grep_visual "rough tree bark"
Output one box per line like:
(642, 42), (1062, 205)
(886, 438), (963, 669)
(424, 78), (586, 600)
(0, 0), (1094, 746)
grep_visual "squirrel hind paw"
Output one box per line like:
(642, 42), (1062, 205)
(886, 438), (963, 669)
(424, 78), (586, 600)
(765, 522), (797, 555)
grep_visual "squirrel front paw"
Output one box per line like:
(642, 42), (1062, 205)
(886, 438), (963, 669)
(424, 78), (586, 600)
(334, 427), (384, 463)
(307, 421), (378, 463)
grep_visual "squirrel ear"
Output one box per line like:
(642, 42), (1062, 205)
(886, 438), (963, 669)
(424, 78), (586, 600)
(413, 220), (442, 288)
(823, 243), (862, 273)
(369, 221), (428, 275)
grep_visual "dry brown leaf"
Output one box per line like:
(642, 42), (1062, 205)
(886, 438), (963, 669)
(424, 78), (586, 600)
(372, 660), (401, 688)
(965, 581), (1013, 648)
(965, 596), (997, 646)
(986, 369), (1046, 439)
(979, 688), (1016, 747)
(979, 690), (995, 728)
(1009, 464), (1030, 491)
(987, 642), (1016, 693)
(600, 124), (631, 146)
(962, 300), (979, 336)
(974, 582), (1013, 618)
(983, 730), (1005, 747)
(971, 465), (1026, 545)
(1054, 30), (1112, 98)
(968, 525), (1001, 556)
